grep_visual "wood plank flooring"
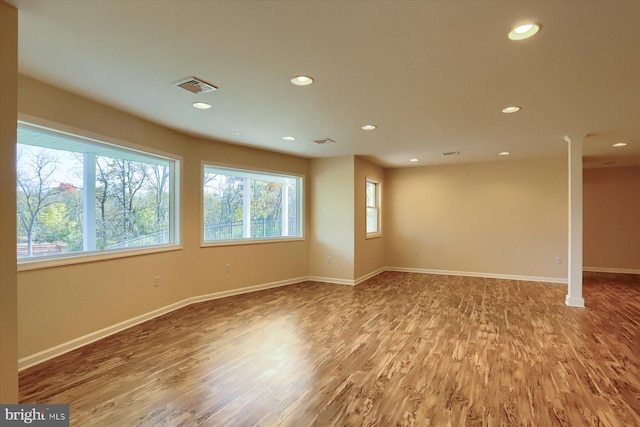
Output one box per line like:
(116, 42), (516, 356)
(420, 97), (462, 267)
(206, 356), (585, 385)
(19, 272), (640, 426)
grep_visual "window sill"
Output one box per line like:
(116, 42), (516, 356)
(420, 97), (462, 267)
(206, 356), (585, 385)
(366, 233), (383, 240)
(201, 237), (305, 248)
(17, 245), (183, 272)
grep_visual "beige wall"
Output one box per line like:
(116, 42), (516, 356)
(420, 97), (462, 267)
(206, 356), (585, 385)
(0, 0), (18, 403)
(354, 156), (385, 281)
(13, 77), (577, 366)
(309, 156), (355, 281)
(385, 158), (568, 280)
(584, 166), (640, 271)
(17, 75), (310, 359)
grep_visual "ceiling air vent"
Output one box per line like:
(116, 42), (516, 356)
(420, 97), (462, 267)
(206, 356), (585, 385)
(442, 151), (460, 156)
(173, 76), (218, 94)
(313, 138), (336, 144)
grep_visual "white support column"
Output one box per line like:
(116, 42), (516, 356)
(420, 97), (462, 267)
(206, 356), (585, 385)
(243, 177), (251, 238)
(83, 153), (97, 251)
(281, 184), (289, 236)
(565, 135), (585, 308)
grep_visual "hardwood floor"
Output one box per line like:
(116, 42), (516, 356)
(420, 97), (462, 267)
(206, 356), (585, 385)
(19, 272), (640, 426)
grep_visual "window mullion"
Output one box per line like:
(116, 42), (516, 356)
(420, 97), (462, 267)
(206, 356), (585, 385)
(83, 153), (97, 251)
(281, 184), (289, 236)
(243, 177), (251, 238)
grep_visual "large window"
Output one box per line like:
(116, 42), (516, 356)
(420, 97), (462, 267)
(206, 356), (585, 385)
(366, 178), (381, 236)
(17, 123), (179, 261)
(203, 165), (303, 243)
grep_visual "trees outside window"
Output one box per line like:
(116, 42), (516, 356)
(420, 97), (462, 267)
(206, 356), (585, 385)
(16, 123), (179, 260)
(16, 145), (82, 257)
(203, 166), (302, 242)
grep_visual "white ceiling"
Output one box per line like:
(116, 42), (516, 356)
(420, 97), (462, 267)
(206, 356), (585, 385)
(11, 0), (640, 168)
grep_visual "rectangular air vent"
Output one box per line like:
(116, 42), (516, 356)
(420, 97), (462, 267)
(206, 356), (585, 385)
(173, 76), (218, 94)
(442, 151), (460, 156)
(313, 138), (336, 144)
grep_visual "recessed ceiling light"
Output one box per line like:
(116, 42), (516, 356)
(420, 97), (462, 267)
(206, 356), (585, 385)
(362, 125), (377, 130)
(502, 106), (521, 113)
(290, 75), (314, 86)
(612, 142), (628, 147)
(499, 151), (511, 156)
(409, 158), (419, 162)
(192, 102), (212, 110)
(508, 23), (541, 40)
(282, 136), (296, 141)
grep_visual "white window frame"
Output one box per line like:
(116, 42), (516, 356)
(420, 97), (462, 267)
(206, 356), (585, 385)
(366, 177), (382, 238)
(17, 115), (182, 271)
(201, 162), (304, 246)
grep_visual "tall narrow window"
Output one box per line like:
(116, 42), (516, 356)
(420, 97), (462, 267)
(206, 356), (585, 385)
(16, 123), (180, 261)
(203, 165), (303, 243)
(366, 178), (381, 236)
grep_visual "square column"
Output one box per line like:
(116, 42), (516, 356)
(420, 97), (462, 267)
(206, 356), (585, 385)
(566, 135), (585, 308)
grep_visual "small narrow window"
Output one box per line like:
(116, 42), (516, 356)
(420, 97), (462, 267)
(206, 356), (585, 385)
(366, 178), (381, 236)
(203, 165), (303, 243)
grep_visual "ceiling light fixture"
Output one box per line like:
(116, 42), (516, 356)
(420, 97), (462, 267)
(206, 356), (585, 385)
(192, 102), (212, 110)
(612, 142), (628, 147)
(362, 125), (377, 130)
(508, 23), (541, 40)
(499, 151), (511, 156)
(502, 106), (521, 113)
(282, 136), (296, 141)
(290, 75), (314, 86)
(409, 158), (419, 162)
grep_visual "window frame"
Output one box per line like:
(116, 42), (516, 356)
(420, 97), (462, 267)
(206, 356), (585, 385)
(366, 177), (382, 238)
(17, 115), (182, 271)
(201, 162), (304, 247)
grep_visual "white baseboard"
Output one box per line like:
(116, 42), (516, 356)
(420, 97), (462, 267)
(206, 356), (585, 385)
(308, 267), (388, 286)
(385, 267), (568, 284)
(18, 276), (307, 371)
(18, 267), (568, 371)
(583, 266), (640, 275)
(565, 295), (585, 307)
(306, 276), (355, 286)
(187, 276), (308, 304)
(355, 267), (386, 285)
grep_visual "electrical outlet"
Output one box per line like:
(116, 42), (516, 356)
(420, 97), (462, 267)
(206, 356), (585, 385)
(414, 250), (419, 257)
(395, 249), (400, 256)
(327, 256), (332, 264)
(154, 276), (160, 287)
(555, 257), (562, 264)
(225, 264), (230, 273)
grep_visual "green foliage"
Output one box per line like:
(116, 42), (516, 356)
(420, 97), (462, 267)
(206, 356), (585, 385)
(203, 172), (299, 240)
(38, 203), (71, 242)
(17, 143), (171, 256)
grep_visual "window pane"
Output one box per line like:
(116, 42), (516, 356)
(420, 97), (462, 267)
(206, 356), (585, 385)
(366, 181), (376, 207)
(16, 144), (84, 257)
(203, 166), (302, 242)
(17, 123), (178, 260)
(203, 171), (244, 240)
(366, 207), (378, 233)
(250, 179), (283, 238)
(95, 157), (171, 250)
